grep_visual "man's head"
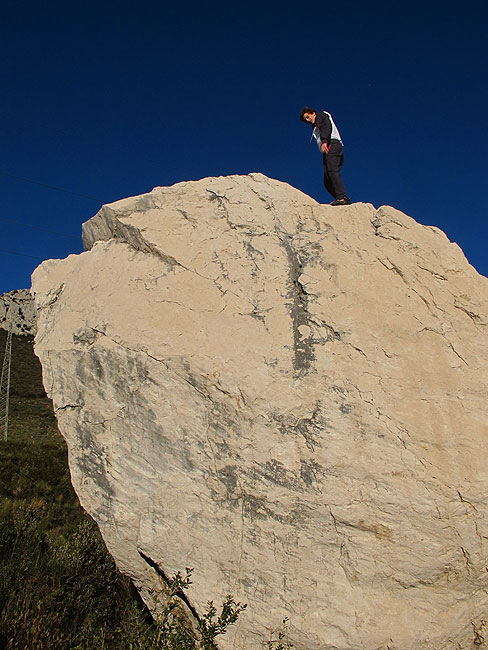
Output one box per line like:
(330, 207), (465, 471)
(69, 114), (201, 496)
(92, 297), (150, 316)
(300, 107), (317, 124)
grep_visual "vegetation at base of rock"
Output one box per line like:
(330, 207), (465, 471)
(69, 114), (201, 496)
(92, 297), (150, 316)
(149, 568), (246, 649)
(265, 618), (294, 650)
(0, 331), (245, 649)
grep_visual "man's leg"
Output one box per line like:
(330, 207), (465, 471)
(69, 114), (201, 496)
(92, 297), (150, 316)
(322, 159), (335, 198)
(325, 141), (349, 200)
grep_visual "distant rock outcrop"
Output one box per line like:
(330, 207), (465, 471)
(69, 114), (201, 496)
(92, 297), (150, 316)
(1, 289), (37, 335)
(32, 174), (488, 650)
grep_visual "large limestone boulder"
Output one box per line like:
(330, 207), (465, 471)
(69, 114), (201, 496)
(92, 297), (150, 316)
(31, 174), (488, 649)
(1, 288), (37, 335)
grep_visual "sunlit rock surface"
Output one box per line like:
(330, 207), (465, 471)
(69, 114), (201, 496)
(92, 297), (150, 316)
(32, 174), (488, 650)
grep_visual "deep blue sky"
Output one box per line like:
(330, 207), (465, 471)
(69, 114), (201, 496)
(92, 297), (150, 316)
(1, 0), (487, 295)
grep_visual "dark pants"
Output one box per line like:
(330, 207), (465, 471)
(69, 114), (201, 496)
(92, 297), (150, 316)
(323, 140), (349, 200)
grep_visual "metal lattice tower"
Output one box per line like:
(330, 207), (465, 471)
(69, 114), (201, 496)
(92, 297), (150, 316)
(0, 324), (13, 441)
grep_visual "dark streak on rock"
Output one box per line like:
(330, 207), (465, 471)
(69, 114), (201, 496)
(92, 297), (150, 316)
(76, 426), (114, 497)
(300, 460), (321, 487)
(244, 240), (265, 278)
(279, 235), (315, 374)
(295, 405), (325, 451)
(217, 464), (239, 492)
(273, 405), (326, 452)
(242, 493), (309, 526)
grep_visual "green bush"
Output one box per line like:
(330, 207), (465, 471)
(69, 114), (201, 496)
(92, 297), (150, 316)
(147, 568), (246, 650)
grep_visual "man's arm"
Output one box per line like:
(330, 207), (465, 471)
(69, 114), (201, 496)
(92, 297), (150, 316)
(315, 112), (332, 144)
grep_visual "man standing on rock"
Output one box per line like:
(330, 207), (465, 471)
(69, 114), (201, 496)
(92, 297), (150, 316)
(300, 107), (351, 206)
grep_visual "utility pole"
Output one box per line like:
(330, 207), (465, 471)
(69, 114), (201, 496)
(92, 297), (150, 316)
(0, 323), (12, 441)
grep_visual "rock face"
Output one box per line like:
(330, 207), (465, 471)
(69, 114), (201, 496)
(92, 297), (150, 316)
(0, 289), (37, 336)
(31, 174), (488, 650)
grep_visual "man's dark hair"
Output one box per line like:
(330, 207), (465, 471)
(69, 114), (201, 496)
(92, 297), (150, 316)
(300, 107), (316, 123)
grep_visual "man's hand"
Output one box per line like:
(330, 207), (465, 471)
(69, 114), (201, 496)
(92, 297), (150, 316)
(320, 142), (329, 154)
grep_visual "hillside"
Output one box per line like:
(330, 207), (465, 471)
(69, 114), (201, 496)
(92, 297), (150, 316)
(0, 330), (157, 649)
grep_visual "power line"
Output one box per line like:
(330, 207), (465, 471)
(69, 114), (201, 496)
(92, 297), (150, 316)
(0, 248), (45, 261)
(0, 171), (104, 203)
(0, 217), (79, 240)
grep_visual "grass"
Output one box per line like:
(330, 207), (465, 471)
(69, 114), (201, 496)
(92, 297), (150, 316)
(0, 330), (161, 648)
